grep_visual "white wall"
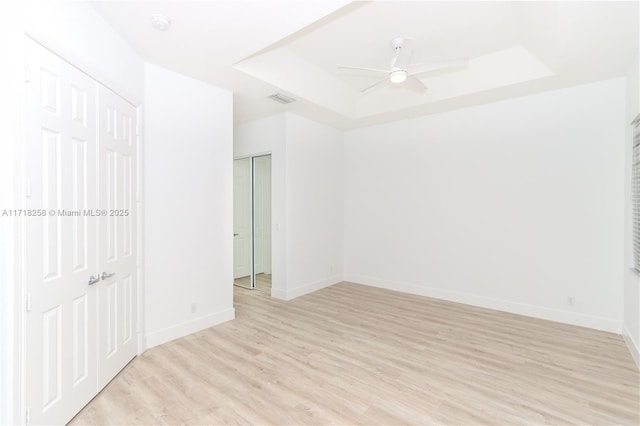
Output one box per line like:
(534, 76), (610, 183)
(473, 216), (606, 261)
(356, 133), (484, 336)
(144, 63), (234, 348)
(344, 78), (626, 333)
(234, 113), (344, 300)
(0, 2), (144, 423)
(285, 114), (344, 298)
(0, 4), (24, 423)
(624, 53), (640, 368)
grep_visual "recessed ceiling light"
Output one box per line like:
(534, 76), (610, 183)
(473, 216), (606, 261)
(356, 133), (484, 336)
(150, 14), (171, 31)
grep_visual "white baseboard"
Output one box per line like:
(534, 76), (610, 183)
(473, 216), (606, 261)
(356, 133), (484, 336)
(145, 308), (235, 349)
(270, 288), (287, 299)
(344, 274), (622, 334)
(622, 323), (640, 370)
(272, 276), (342, 301)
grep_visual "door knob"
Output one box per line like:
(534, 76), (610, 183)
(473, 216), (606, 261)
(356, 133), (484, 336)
(234, 233), (239, 236)
(101, 271), (115, 280)
(88, 275), (100, 285)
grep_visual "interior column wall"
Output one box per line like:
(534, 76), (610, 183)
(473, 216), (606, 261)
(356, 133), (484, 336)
(144, 63), (234, 348)
(284, 113), (344, 299)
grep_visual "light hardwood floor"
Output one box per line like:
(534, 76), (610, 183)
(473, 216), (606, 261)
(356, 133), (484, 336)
(234, 273), (272, 293)
(71, 282), (639, 425)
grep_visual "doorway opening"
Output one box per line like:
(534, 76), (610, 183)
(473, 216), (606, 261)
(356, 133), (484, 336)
(233, 154), (272, 293)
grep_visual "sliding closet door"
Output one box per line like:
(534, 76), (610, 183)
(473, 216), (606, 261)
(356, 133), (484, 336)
(233, 158), (252, 286)
(24, 38), (99, 426)
(253, 155), (272, 292)
(233, 155), (271, 292)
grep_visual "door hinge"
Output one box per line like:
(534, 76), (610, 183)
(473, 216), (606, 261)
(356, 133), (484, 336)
(25, 293), (31, 312)
(25, 408), (30, 426)
(25, 178), (31, 198)
(25, 64), (30, 83)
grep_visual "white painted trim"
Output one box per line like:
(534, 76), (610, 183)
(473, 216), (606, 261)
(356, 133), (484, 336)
(622, 323), (640, 370)
(344, 274), (622, 334)
(145, 308), (235, 349)
(136, 104), (145, 354)
(14, 34), (28, 426)
(272, 276), (341, 301)
(234, 150), (272, 161)
(270, 288), (287, 299)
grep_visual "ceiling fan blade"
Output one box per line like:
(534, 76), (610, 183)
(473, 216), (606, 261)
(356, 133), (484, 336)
(407, 59), (469, 76)
(361, 77), (389, 93)
(404, 75), (427, 92)
(338, 65), (389, 74)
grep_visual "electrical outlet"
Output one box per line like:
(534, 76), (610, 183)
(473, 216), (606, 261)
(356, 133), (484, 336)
(191, 302), (197, 313)
(567, 296), (575, 306)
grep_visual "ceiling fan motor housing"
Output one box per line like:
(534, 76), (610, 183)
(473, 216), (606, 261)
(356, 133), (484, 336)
(391, 37), (407, 50)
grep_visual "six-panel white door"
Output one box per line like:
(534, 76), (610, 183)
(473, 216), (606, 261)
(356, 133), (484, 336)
(24, 38), (99, 426)
(24, 38), (138, 425)
(96, 85), (138, 389)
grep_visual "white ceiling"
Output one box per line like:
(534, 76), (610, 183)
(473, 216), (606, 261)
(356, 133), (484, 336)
(91, 1), (639, 130)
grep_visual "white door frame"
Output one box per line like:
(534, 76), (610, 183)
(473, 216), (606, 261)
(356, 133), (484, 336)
(12, 32), (145, 425)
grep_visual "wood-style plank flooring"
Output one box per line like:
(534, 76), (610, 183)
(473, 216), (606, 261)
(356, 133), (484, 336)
(71, 282), (639, 425)
(234, 273), (271, 293)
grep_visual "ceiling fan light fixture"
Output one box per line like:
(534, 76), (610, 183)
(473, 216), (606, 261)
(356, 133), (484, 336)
(390, 70), (407, 84)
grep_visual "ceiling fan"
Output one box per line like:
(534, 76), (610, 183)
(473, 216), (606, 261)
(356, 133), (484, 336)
(338, 37), (468, 93)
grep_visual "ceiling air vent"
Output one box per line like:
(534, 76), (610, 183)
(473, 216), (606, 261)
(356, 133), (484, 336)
(268, 93), (296, 104)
